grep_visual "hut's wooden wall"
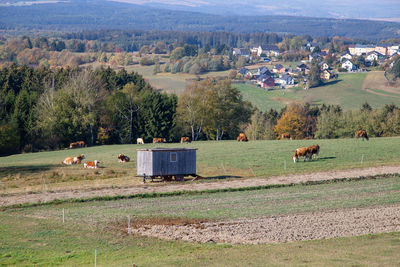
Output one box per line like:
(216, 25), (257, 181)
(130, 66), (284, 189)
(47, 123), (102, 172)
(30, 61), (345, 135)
(137, 149), (196, 176)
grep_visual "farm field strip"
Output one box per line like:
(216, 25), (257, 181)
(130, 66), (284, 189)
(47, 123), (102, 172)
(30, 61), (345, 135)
(132, 204), (400, 244)
(10, 176), (400, 224)
(1, 211), (400, 266)
(2, 165), (400, 207)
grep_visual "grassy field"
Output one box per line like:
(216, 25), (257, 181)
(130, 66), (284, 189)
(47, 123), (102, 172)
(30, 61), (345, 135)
(1, 176), (400, 266)
(2, 137), (400, 194)
(235, 72), (400, 111)
(124, 64), (232, 95)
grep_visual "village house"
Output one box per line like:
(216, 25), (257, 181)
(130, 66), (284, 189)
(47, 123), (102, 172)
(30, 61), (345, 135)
(253, 45), (280, 57)
(233, 48), (250, 58)
(257, 74), (275, 88)
(296, 63), (309, 72)
(273, 64), (286, 73)
(320, 69), (334, 80)
(365, 51), (384, 63)
(341, 59), (357, 71)
(255, 66), (273, 77)
(276, 74), (295, 86)
(238, 67), (253, 79)
(309, 51), (327, 62)
(340, 53), (353, 61)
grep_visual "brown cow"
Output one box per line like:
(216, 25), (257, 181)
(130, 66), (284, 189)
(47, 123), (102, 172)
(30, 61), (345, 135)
(180, 137), (191, 143)
(355, 130), (369, 141)
(69, 141), (86, 149)
(237, 133), (248, 142)
(118, 154), (130, 162)
(281, 133), (292, 140)
(308, 144), (320, 159)
(293, 147), (311, 163)
(153, 138), (166, 143)
(62, 154), (85, 165)
(84, 160), (99, 169)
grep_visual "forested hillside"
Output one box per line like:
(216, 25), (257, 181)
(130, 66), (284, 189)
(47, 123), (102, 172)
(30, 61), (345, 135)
(0, 0), (399, 40)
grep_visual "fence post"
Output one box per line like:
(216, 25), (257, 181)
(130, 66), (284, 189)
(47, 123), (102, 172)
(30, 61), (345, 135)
(361, 154), (364, 164)
(94, 249), (97, 267)
(62, 208), (65, 224)
(128, 216), (131, 234)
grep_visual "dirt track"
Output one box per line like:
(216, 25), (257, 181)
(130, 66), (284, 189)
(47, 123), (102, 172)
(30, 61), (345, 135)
(131, 205), (400, 244)
(1, 165), (400, 207)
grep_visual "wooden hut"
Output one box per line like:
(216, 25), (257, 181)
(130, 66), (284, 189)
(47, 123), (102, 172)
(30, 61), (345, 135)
(137, 148), (197, 182)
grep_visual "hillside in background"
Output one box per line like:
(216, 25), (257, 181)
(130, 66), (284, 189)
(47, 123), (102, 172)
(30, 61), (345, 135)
(111, 0), (400, 21)
(0, 0), (399, 40)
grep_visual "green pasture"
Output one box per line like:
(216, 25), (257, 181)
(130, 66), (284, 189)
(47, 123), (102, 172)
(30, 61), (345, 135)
(1, 176), (400, 266)
(235, 73), (400, 111)
(124, 65), (232, 94)
(1, 137), (400, 193)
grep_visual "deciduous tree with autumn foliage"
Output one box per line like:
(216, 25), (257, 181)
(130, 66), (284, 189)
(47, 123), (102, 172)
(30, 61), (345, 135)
(274, 104), (307, 139)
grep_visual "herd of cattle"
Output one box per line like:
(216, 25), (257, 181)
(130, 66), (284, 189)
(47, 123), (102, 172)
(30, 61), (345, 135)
(61, 152), (130, 169)
(62, 129), (369, 168)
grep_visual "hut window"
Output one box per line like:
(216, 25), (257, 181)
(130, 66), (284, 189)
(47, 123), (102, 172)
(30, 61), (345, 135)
(170, 152), (177, 162)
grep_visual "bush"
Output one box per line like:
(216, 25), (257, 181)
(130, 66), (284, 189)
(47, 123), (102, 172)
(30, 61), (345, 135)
(0, 123), (20, 156)
(139, 57), (155, 66)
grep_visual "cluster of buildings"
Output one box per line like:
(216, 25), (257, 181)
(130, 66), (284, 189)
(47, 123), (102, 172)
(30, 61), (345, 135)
(233, 45), (280, 59)
(238, 63), (321, 89)
(232, 41), (399, 89)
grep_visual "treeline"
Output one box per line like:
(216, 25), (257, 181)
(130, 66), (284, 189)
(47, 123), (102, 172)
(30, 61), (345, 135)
(0, 65), (176, 155)
(65, 30), (283, 52)
(245, 102), (400, 141)
(0, 65), (252, 155)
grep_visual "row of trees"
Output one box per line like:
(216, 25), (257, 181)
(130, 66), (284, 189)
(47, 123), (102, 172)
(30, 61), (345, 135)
(244, 102), (400, 141)
(0, 65), (253, 155)
(0, 65), (175, 155)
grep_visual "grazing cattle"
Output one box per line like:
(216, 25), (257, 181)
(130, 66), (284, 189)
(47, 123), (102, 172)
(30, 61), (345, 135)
(180, 137), (191, 143)
(153, 138), (166, 143)
(84, 160), (99, 169)
(355, 130), (369, 141)
(308, 144), (320, 158)
(293, 147), (311, 163)
(281, 133), (292, 140)
(62, 154), (85, 165)
(118, 154), (130, 162)
(69, 141), (86, 149)
(137, 138), (144, 144)
(237, 133), (248, 142)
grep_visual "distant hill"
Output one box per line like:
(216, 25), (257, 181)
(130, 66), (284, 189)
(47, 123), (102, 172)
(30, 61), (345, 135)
(0, 0), (399, 40)
(111, 0), (400, 21)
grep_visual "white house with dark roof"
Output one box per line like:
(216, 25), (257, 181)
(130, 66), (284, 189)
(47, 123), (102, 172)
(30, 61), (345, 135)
(341, 60), (357, 71)
(233, 48), (250, 57)
(253, 45), (280, 57)
(276, 74), (295, 86)
(365, 51), (384, 62)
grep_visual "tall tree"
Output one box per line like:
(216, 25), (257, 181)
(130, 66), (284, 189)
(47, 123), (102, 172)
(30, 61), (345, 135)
(176, 80), (210, 141)
(274, 104), (307, 139)
(308, 59), (323, 88)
